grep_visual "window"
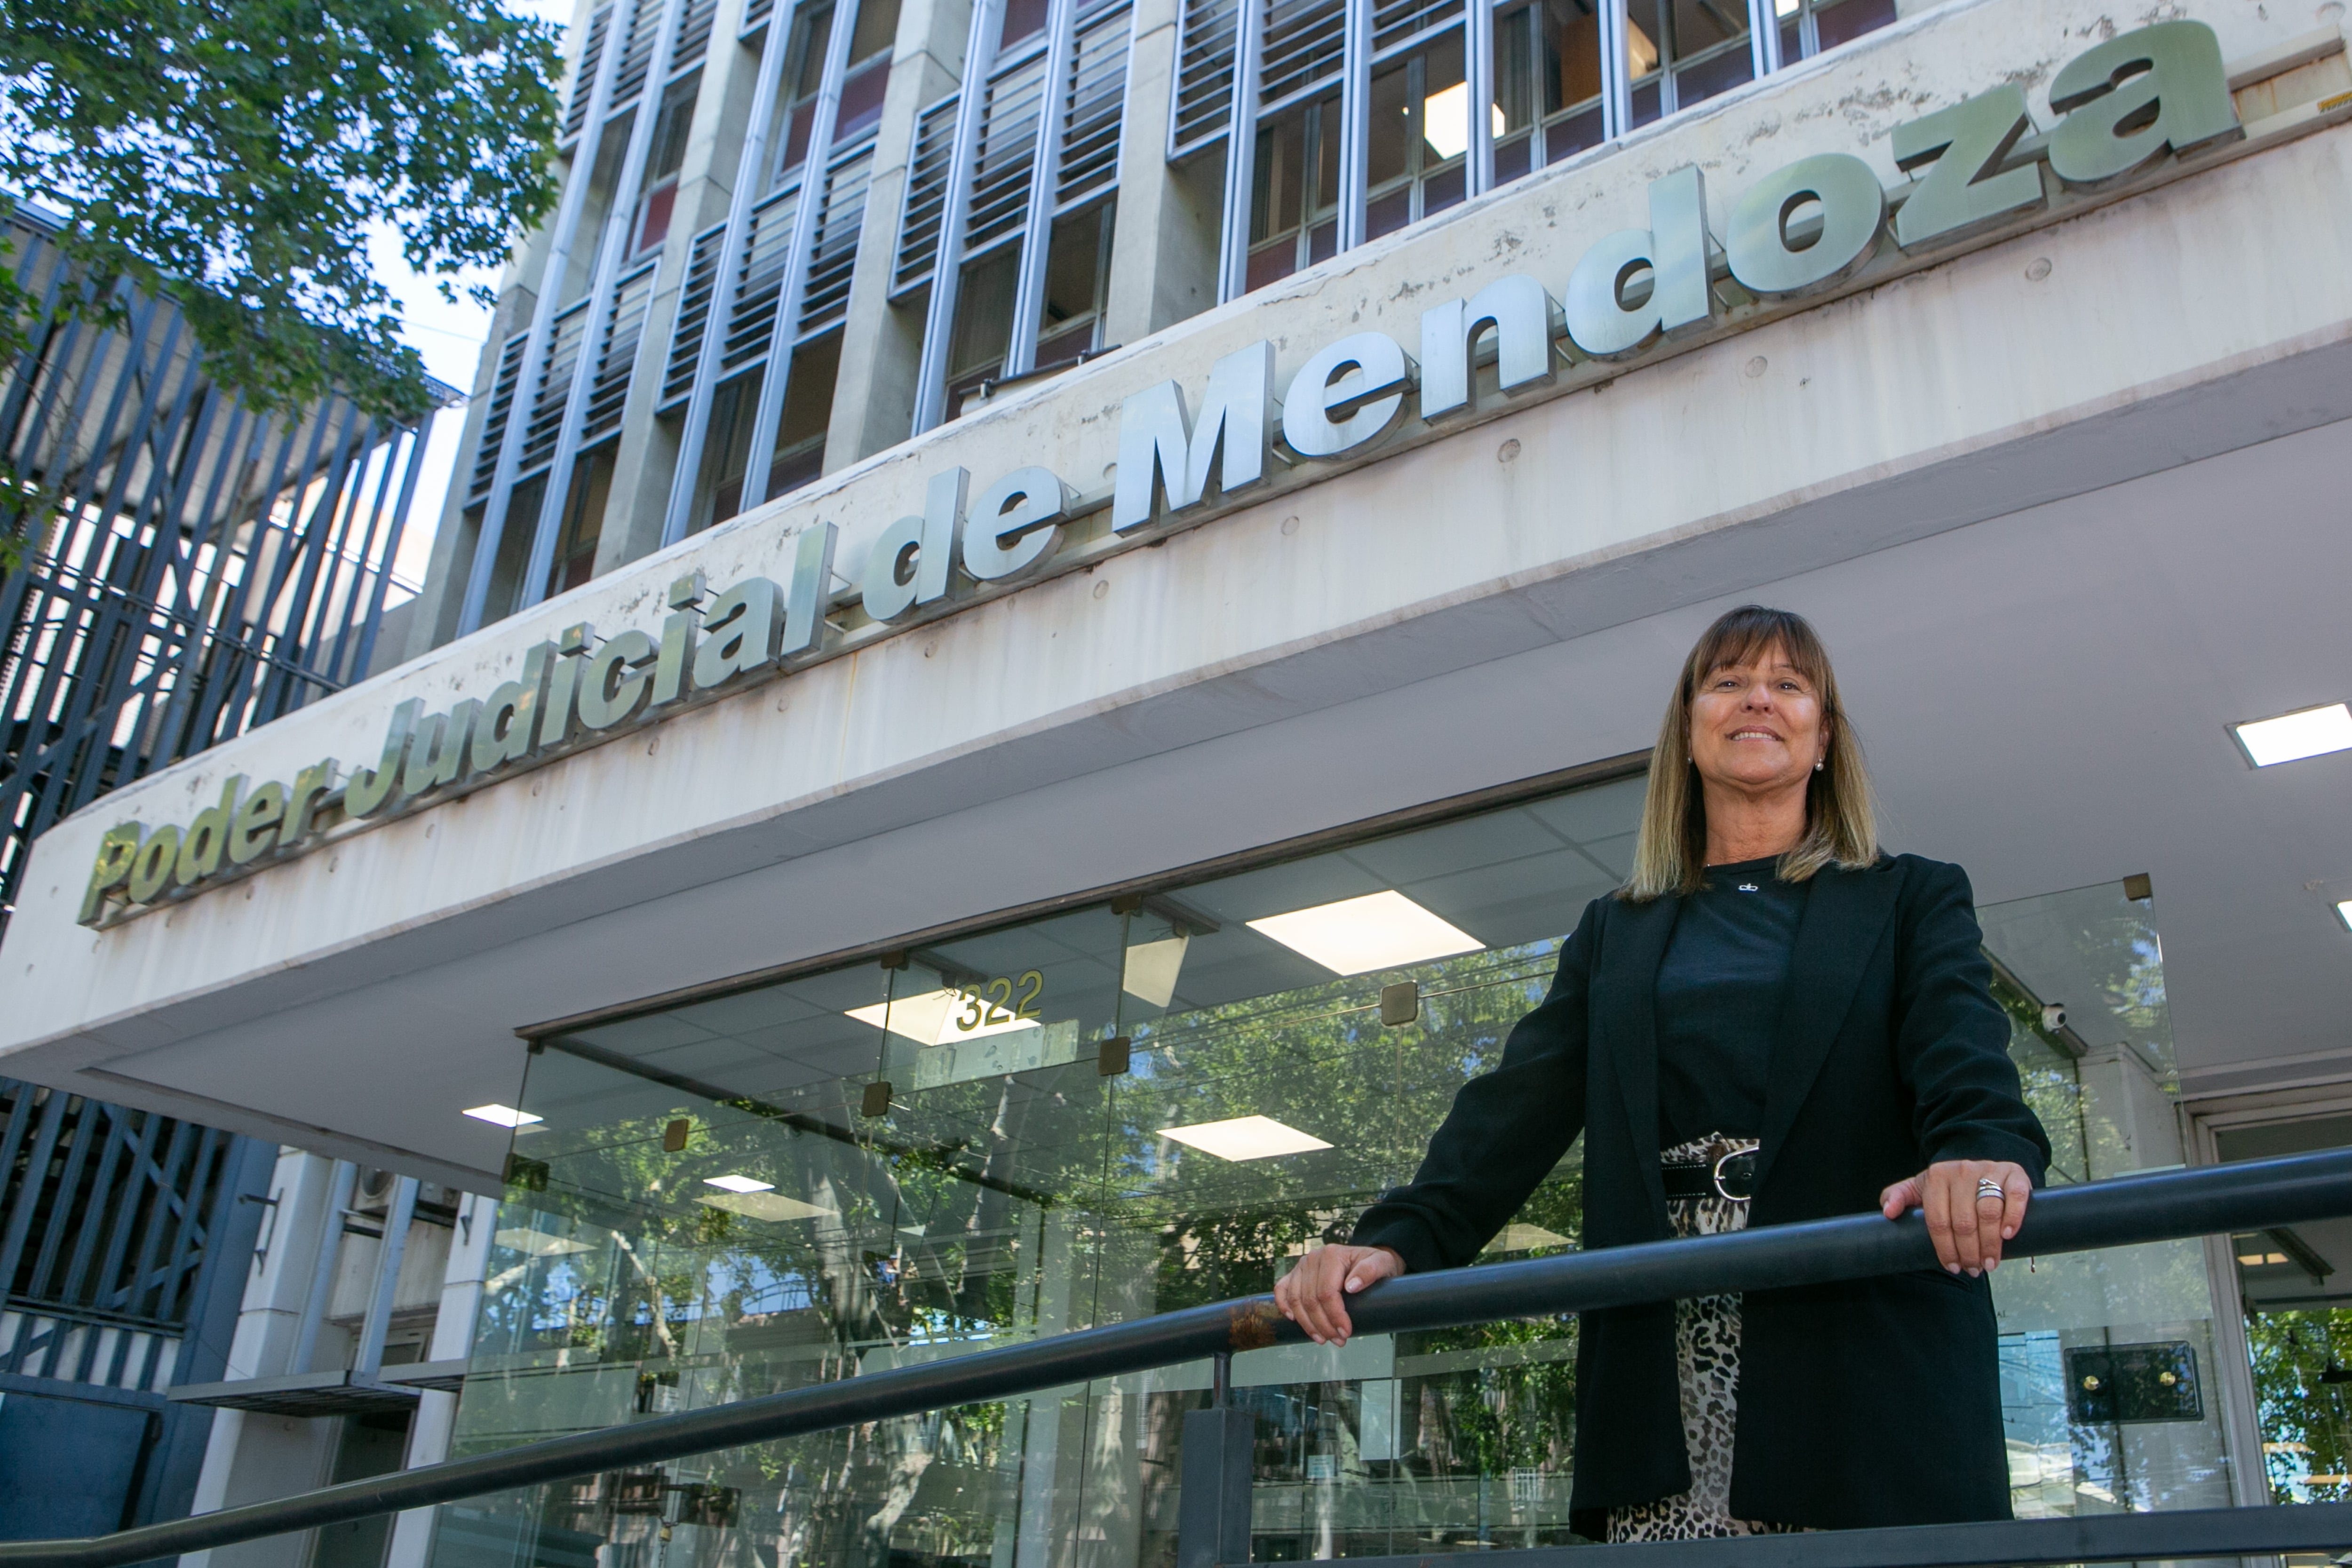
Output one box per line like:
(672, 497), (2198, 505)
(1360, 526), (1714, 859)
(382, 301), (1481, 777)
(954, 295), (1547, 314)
(632, 72), (701, 255)
(1036, 206), (1115, 369)
(776, 3), (836, 177)
(1247, 96), (1340, 290)
(1366, 33), (1470, 242)
(836, 0), (902, 143)
(1626, 0), (1752, 125)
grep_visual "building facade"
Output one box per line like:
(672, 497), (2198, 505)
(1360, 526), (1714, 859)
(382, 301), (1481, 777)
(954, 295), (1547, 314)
(5, 0), (2352, 1562)
(0, 209), (442, 1545)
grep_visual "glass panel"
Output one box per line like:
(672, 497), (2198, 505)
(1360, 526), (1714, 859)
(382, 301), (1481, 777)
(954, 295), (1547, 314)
(777, 4), (836, 175)
(1541, 102), (1603, 160)
(1494, 5), (1537, 133)
(946, 250), (1017, 415)
(835, 55), (891, 139)
(1623, 0), (1662, 85)
(1812, 0), (1895, 49)
(1673, 41), (1751, 106)
(1494, 129), (1533, 182)
(1669, 0), (1745, 58)
(1001, 0), (1052, 51)
(1542, 0), (1604, 115)
(1037, 206), (1112, 366)
(1979, 879), (2238, 1516)
(431, 773), (1655, 1568)
(2214, 1114), (2352, 1505)
(1366, 61), (1411, 191)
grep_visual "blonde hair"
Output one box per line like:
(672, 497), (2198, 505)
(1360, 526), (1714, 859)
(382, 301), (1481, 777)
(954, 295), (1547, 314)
(1622, 605), (1878, 901)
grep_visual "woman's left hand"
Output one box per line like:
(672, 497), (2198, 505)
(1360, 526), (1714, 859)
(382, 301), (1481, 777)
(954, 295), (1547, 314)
(1879, 1160), (2031, 1276)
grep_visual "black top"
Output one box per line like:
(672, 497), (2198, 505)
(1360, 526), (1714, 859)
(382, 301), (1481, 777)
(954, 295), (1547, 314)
(1351, 855), (2051, 1529)
(1654, 855), (1809, 1146)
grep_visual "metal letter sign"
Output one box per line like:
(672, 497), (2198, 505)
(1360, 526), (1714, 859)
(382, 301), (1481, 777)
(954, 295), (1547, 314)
(84, 24), (2237, 930)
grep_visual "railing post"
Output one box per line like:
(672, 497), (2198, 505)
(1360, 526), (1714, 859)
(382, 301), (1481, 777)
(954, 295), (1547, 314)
(1178, 1350), (1251, 1568)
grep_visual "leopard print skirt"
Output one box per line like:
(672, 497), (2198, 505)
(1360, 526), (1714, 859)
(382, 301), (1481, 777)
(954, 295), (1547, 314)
(1604, 1134), (1803, 1543)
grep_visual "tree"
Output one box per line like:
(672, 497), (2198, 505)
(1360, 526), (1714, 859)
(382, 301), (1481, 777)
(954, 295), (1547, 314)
(0, 0), (564, 429)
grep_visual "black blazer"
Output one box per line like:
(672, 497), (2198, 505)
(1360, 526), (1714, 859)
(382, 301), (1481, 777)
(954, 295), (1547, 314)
(1351, 853), (2050, 1530)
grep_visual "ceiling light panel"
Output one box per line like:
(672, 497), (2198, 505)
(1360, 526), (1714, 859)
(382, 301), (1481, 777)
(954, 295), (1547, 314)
(1160, 1115), (1333, 1161)
(463, 1104), (543, 1127)
(2233, 703), (2352, 766)
(1246, 890), (1482, 975)
(698, 1190), (838, 1223)
(702, 1173), (775, 1193)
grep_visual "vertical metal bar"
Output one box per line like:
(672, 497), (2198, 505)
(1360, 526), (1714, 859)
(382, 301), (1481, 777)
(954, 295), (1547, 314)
(1597, 0), (1630, 138)
(84, 1108), (163, 1337)
(910, 0), (1007, 434)
(1466, 2), (1496, 195)
(46, 310), (214, 820)
(147, 1128), (224, 1326)
(350, 419), (428, 682)
(183, 408), (310, 752)
(519, 0), (691, 611)
(1748, 0), (1781, 78)
(355, 1178), (420, 1378)
(1002, 0), (1081, 378)
(255, 411), (374, 718)
(52, 1107), (130, 1322)
(1215, 0), (1263, 301)
(1337, 0), (1370, 252)
(458, 0), (633, 637)
(1176, 1365), (1253, 1568)
(318, 420), (407, 688)
(113, 1120), (196, 1324)
(661, 0), (800, 543)
(290, 1161), (360, 1377)
(0, 1092), (72, 1341)
(737, 0), (861, 512)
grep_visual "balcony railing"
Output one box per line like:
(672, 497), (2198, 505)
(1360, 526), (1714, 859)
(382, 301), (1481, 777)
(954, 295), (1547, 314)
(12, 1149), (2352, 1568)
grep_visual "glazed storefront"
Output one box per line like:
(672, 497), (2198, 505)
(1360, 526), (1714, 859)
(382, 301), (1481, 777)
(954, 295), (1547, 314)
(432, 765), (2232, 1568)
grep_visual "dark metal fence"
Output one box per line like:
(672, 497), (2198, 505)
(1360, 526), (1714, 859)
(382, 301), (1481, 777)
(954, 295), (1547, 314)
(8, 1148), (2352, 1568)
(0, 210), (441, 934)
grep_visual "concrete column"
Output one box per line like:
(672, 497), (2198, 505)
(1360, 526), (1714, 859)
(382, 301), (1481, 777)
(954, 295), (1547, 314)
(404, 0), (602, 657)
(824, 0), (975, 467)
(180, 1152), (350, 1568)
(595, 0), (770, 573)
(1101, 0), (1220, 348)
(382, 1190), (501, 1568)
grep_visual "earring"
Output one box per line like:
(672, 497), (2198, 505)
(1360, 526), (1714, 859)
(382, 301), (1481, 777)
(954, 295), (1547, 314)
(1814, 760), (1825, 772)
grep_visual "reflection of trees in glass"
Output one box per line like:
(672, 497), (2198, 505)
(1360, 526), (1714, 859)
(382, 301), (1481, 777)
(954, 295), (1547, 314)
(445, 935), (1599, 1566)
(2249, 1309), (2352, 1504)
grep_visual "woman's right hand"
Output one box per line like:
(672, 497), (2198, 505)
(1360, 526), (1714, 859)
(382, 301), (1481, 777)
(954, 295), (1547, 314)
(1273, 1244), (1405, 1346)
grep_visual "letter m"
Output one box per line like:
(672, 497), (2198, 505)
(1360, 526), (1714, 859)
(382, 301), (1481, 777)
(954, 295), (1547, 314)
(1111, 341), (1276, 533)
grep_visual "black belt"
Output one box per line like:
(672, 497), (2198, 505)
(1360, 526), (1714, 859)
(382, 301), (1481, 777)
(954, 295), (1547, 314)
(1661, 1147), (1757, 1202)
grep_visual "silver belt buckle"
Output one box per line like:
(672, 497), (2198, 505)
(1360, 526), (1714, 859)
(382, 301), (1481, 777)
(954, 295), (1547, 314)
(1711, 1147), (1757, 1202)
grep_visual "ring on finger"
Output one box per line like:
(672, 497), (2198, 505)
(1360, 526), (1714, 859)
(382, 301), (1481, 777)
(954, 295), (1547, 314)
(1976, 1177), (2006, 1201)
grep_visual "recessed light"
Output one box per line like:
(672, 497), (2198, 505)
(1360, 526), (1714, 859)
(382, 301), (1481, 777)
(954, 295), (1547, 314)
(1247, 890), (1481, 975)
(1160, 1114), (1333, 1161)
(703, 1173), (775, 1193)
(463, 1104), (543, 1127)
(846, 988), (1041, 1045)
(698, 1190), (836, 1222)
(2233, 703), (2352, 766)
(2334, 899), (2352, 932)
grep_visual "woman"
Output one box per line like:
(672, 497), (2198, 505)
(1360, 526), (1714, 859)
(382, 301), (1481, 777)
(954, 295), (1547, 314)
(1274, 605), (2050, 1538)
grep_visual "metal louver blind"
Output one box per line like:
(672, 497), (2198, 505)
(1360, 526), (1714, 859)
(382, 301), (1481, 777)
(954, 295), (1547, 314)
(1262, 0), (1344, 108)
(721, 190), (801, 375)
(1370, 0), (1462, 51)
(741, 0), (774, 33)
(966, 58), (1050, 256)
(1169, 0), (1240, 157)
(801, 148), (874, 336)
(561, 6), (614, 144)
(468, 333), (531, 501)
(1057, 7), (1131, 207)
(0, 1079), (236, 1390)
(661, 224), (727, 408)
(583, 262), (658, 444)
(892, 96), (961, 296)
(611, 0), (659, 111)
(520, 300), (591, 477)
(672, 0), (720, 67)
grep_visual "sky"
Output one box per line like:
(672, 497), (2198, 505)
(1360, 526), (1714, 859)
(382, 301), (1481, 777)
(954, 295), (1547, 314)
(381, 0), (581, 599)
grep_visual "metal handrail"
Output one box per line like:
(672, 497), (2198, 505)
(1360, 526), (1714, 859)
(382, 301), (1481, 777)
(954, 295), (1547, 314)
(11, 1148), (2352, 1568)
